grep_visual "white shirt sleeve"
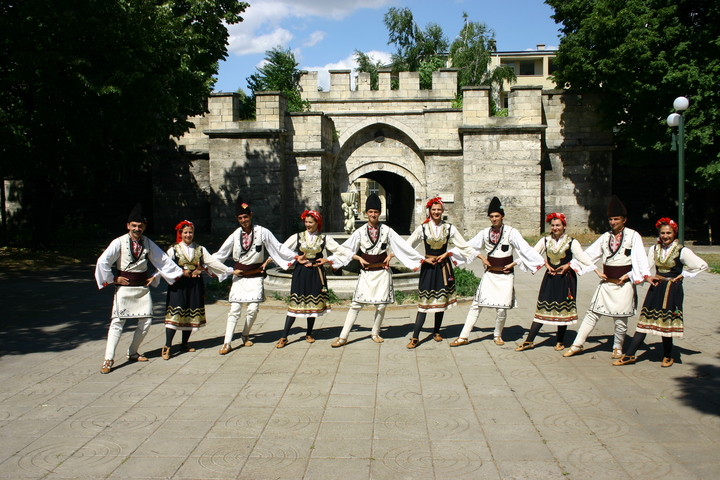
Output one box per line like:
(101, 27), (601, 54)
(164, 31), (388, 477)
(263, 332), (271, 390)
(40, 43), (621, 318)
(94, 238), (122, 289)
(387, 228), (424, 270)
(261, 227), (297, 271)
(679, 247), (709, 278)
(332, 230), (362, 268)
(146, 239), (184, 286)
(628, 231), (651, 284)
(325, 235), (353, 265)
(569, 239), (597, 275)
(508, 228), (545, 273)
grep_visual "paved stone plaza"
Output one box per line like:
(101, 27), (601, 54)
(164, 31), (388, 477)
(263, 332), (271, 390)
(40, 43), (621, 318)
(1, 255), (719, 479)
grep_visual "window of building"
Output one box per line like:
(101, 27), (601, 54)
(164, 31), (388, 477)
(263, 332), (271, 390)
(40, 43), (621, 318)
(519, 61), (536, 76)
(549, 58), (557, 75)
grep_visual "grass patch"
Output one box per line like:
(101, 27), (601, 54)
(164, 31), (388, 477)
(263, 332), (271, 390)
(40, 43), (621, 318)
(698, 253), (720, 274)
(395, 290), (419, 305)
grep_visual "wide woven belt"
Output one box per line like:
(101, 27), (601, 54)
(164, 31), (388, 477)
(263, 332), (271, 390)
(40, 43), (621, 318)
(234, 262), (265, 278)
(487, 256), (513, 274)
(117, 271), (147, 286)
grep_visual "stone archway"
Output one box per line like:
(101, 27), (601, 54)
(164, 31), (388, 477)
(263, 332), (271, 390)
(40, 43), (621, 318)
(335, 123), (426, 232)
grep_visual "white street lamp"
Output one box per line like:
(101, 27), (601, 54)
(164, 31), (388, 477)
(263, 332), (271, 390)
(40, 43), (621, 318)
(666, 96), (690, 244)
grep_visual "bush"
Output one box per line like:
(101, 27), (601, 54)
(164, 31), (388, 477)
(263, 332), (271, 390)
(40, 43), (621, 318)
(205, 278), (231, 301)
(454, 267), (480, 297)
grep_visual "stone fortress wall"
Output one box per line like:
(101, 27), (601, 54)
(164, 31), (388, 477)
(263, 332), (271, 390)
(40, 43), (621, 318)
(174, 69), (613, 239)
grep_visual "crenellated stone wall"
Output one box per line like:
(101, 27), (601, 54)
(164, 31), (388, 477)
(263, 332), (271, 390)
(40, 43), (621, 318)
(172, 69), (613, 239)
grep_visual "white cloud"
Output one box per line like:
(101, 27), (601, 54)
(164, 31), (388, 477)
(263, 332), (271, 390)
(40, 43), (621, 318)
(303, 31), (326, 48)
(227, 0), (392, 56)
(302, 50), (392, 91)
(228, 27), (293, 55)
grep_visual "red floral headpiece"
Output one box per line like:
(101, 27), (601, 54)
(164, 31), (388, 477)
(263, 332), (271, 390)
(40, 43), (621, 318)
(655, 217), (678, 233)
(175, 220), (194, 243)
(423, 197), (444, 223)
(301, 210), (322, 231)
(545, 212), (567, 226)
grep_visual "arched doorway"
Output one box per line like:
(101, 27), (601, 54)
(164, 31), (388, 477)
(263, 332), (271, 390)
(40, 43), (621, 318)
(350, 171), (415, 234)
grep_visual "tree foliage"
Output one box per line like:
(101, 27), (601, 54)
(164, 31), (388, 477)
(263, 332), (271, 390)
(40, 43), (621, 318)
(246, 47), (309, 113)
(354, 50), (383, 90)
(0, 0), (248, 242)
(449, 12), (516, 109)
(547, 0), (720, 188)
(383, 7), (448, 88)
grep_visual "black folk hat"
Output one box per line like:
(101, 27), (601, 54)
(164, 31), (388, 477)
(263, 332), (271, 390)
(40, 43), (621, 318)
(127, 203), (147, 223)
(607, 195), (628, 217)
(487, 197), (504, 216)
(365, 193), (382, 213)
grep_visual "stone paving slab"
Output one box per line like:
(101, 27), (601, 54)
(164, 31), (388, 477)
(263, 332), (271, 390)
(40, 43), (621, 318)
(1, 261), (719, 479)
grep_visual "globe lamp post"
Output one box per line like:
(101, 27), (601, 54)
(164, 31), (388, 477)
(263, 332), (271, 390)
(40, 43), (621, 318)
(666, 96), (689, 245)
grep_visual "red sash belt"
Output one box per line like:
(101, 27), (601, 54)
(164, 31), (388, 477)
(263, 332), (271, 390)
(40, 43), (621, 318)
(361, 253), (388, 271)
(234, 262), (265, 278)
(118, 271), (147, 286)
(487, 256), (513, 274)
(603, 264), (632, 280)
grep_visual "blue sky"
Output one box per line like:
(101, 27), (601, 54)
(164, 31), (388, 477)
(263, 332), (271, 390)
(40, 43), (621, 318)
(215, 0), (562, 93)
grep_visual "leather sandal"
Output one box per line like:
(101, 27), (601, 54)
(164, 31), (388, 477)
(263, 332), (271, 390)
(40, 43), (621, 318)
(661, 357), (674, 367)
(563, 345), (583, 357)
(514, 342), (534, 352)
(493, 336), (505, 346)
(161, 346), (171, 360)
(276, 338), (288, 349)
(181, 344), (196, 352)
(305, 335), (315, 343)
(449, 337), (469, 347)
(100, 359), (114, 374)
(406, 338), (419, 349)
(219, 343), (233, 355)
(371, 334), (384, 343)
(554, 343), (565, 351)
(433, 333), (443, 342)
(331, 338), (347, 348)
(611, 348), (624, 359)
(612, 354), (636, 366)
(242, 336), (254, 347)
(127, 353), (148, 362)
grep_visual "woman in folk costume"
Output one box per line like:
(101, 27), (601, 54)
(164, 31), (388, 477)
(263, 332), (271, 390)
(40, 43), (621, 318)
(405, 197), (477, 349)
(160, 220), (228, 360)
(614, 218), (707, 367)
(275, 210), (350, 348)
(450, 197), (545, 347)
(515, 213), (596, 352)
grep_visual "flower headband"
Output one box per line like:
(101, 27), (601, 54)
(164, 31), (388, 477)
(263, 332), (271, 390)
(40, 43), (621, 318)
(655, 217), (678, 233)
(174, 220), (194, 243)
(300, 210), (322, 231)
(545, 212), (567, 226)
(423, 197), (444, 223)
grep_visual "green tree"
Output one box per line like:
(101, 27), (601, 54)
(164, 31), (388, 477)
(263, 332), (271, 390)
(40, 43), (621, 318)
(383, 7), (448, 88)
(449, 12), (516, 112)
(354, 50), (383, 90)
(0, 0), (248, 244)
(547, 0), (720, 187)
(246, 46), (309, 113)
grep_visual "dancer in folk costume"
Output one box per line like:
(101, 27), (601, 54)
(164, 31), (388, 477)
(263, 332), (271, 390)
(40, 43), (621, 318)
(95, 203), (183, 374)
(515, 213), (596, 352)
(405, 197), (477, 349)
(331, 193), (423, 347)
(275, 209), (351, 348)
(160, 220), (228, 360)
(614, 218), (707, 367)
(563, 196), (651, 359)
(450, 197), (545, 347)
(212, 196), (296, 354)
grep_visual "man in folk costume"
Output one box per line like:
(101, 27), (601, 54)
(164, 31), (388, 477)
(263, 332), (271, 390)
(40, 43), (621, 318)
(450, 197), (545, 347)
(95, 203), (184, 374)
(563, 195), (651, 358)
(212, 196), (295, 354)
(330, 193), (423, 347)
